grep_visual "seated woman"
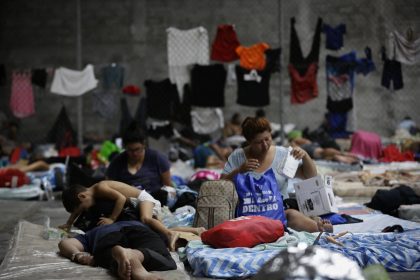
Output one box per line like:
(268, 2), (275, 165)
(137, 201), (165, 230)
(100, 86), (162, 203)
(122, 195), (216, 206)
(221, 116), (332, 233)
(106, 123), (174, 204)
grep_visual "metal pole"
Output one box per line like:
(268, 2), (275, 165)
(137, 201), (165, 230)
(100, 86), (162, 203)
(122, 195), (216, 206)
(76, 0), (83, 148)
(278, 0), (285, 145)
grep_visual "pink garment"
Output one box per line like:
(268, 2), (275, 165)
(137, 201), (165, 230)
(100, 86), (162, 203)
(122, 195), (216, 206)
(190, 170), (221, 182)
(10, 71), (35, 118)
(350, 130), (382, 159)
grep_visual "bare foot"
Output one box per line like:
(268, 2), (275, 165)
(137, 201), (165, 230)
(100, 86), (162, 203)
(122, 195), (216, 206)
(117, 249), (163, 280)
(317, 219), (333, 233)
(111, 245), (132, 280)
(194, 227), (206, 236)
(167, 230), (180, 251)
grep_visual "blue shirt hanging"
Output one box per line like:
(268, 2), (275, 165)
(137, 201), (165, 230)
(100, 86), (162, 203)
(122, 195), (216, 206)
(322, 23), (346, 50)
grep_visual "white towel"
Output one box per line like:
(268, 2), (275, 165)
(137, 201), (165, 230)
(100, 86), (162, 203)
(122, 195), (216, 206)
(389, 30), (420, 65)
(50, 64), (98, 96)
(190, 107), (224, 134)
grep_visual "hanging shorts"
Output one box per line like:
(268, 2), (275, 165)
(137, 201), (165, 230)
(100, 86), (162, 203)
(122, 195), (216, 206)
(381, 59), (403, 90)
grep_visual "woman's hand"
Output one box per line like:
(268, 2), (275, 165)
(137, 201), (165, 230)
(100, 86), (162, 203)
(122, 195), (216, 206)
(291, 146), (308, 160)
(238, 158), (260, 173)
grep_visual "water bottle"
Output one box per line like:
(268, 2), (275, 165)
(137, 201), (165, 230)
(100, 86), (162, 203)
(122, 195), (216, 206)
(42, 216), (66, 240)
(43, 177), (55, 201)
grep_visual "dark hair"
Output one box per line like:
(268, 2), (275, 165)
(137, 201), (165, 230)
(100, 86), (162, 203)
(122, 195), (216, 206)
(241, 116), (272, 141)
(62, 184), (87, 213)
(122, 122), (146, 146)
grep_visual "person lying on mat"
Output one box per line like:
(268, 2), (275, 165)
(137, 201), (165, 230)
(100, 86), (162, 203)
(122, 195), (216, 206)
(59, 181), (204, 251)
(221, 116), (332, 233)
(58, 220), (175, 280)
(289, 135), (360, 164)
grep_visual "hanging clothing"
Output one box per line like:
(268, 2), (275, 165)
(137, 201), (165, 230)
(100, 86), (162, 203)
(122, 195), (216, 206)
(190, 64), (227, 107)
(31, 68), (48, 88)
(236, 43), (270, 70)
(289, 17), (322, 104)
(388, 30), (420, 65)
(356, 47), (376, 76)
(288, 63), (318, 104)
(167, 26), (209, 99)
(381, 47), (403, 91)
(190, 107), (224, 134)
(147, 119), (174, 139)
(325, 111), (351, 139)
(211, 24), (240, 62)
(50, 64), (98, 96)
(102, 64), (124, 90)
(325, 51), (359, 113)
(92, 89), (118, 120)
(265, 48), (281, 73)
(235, 65), (271, 107)
(10, 70), (35, 118)
(289, 17), (322, 75)
(322, 23), (346, 50)
(118, 96), (147, 136)
(46, 106), (77, 149)
(144, 78), (180, 121)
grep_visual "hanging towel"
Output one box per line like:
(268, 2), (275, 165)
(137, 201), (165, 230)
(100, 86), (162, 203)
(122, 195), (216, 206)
(190, 107), (224, 134)
(50, 64), (98, 96)
(10, 71), (35, 118)
(389, 30), (420, 65)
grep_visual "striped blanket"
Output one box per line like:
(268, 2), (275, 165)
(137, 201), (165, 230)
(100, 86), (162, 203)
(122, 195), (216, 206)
(319, 229), (420, 271)
(182, 231), (315, 278)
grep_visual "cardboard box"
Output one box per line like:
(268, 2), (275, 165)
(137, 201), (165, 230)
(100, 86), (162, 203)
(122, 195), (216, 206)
(293, 175), (338, 216)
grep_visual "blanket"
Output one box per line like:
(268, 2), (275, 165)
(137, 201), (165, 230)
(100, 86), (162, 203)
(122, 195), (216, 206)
(319, 230), (420, 272)
(182, 231), (315, 278)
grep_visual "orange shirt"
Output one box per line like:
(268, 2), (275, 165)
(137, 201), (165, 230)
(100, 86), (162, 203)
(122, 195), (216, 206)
(236, 43), (270, 70)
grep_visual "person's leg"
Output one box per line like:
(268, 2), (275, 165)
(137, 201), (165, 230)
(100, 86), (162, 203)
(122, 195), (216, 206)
(14, 160), (50, 172)
(139, 201), (179, 251)
(169, 226), (206, 236)
(111, 245), (163, 280)
(285, 209), (333, 233)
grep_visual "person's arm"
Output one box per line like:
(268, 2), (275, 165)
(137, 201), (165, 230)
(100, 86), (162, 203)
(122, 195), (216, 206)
(58, 209), (82, 231)
(95, 182), (127, 225)
(58, 238), (93, 266)
(160, 170), (173, 187)
(292, 146), (317, 179)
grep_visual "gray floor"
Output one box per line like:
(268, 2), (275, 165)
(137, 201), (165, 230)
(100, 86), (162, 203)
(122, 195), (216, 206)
(0, 197), (419, 280)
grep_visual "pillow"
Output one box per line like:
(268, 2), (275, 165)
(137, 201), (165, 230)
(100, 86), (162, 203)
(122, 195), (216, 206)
(201, 215), (284, 248)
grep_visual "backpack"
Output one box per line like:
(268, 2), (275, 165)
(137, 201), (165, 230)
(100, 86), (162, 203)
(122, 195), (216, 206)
(193, 180), (238, 229)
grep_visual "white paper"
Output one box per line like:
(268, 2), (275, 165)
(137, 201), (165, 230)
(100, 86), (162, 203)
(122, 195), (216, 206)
(278, 147), (300, 178)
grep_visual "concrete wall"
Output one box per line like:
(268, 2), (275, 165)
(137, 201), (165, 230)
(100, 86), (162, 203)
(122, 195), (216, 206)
(1, 0), (419, 144)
